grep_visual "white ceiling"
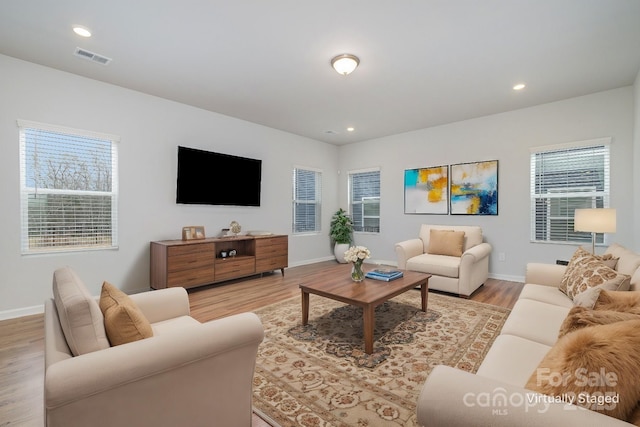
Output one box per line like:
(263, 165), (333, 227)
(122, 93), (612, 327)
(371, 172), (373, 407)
(1, 1), (639, 145)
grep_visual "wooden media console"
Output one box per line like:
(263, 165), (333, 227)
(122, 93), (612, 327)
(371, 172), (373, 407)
(150, 234), (288, 290)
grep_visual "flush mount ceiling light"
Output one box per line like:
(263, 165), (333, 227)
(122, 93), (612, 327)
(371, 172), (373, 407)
(73, 26), (92, 37)
(513, 83), (526, 91)
(331, 54), (359, 75)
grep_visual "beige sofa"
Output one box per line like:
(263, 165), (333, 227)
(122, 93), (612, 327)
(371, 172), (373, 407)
(45, 266), (264, 427)
(395, 224), (491, 297)
(417, 243), (640, 426)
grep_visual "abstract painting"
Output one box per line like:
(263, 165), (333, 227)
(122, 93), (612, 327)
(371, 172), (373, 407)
(450, 160), (498, 215)
(404, 165), (449, 214)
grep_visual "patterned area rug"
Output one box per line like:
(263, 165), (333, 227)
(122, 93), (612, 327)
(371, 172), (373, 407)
(252, 290), (510, 427)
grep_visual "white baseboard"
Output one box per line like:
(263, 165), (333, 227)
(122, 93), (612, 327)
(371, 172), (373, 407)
(0, 304), (44, 321)
(489, 273), (525, 283)
(288, 256), (335, 267)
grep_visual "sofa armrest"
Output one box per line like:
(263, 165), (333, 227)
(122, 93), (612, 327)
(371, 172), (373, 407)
(461, 242), (492, 264)
(525, 263), (567, 288)
(395, 238), (424, 269)
(129, 287), (190, 323)
(45, 312), (264, 427)
(457, 243), (492, 296)
(418, 365), (630, 427)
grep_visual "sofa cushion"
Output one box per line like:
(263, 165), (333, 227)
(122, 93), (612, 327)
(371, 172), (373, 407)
(406, 253), (460, 278)
(99, 281), (153, 346)
(427, 229), (465, 257)
(151, 315), (201, 335)
(605, 243), (640, 279)
(517, 284), (574, 308)
(476, 334), (551, 387)
(560, 247), (630, 299)
(52, 266), (110, 356)
(525, 319), (640, 422)
(500, 299), (570, 346)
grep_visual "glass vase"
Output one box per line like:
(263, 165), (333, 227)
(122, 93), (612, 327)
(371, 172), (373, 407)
(351, 261), (365, 282)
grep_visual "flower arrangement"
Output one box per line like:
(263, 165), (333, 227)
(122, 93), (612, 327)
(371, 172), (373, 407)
(343, 245), (371, 263)
(344, 246), (370, 282)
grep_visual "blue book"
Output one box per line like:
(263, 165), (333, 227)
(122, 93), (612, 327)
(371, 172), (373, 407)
(366, 270), (403, 281)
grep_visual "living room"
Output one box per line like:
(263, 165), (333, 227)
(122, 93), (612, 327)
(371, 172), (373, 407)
(1, 1), (640, 425)
(1, 2), (639, 320)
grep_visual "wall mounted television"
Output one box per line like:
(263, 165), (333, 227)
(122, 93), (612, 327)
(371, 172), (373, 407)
(176, 146), (262, 207)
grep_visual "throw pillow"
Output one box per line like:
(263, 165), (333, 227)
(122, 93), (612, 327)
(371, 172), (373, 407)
(572, 279), (631, 309)
(558, 306), (640, 338)
(52, 266), (111, 356)
(427, 229), (465, 257)
(572, 286), (604, 309)
(560, 247), (630, 300)
(99, 281), (153, 346)
(559, 248), (619, 294)
(526, 319), (640, 422)
(594, 290), (640, 312)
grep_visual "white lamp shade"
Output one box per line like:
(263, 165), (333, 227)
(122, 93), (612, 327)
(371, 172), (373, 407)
(331, 54), (359, 75)
(574, 208), (616, 233)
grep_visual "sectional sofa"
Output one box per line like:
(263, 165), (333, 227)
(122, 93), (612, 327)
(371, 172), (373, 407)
(417, 243), (640, 426)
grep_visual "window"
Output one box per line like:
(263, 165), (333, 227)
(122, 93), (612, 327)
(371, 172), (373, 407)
(530, 138), (610, 245)
(292, 167), (321, 233)
(18, 120), (119, 254)
(348, 168), (380, 233)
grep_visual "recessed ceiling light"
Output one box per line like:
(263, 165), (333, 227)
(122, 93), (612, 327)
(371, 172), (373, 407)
(73, 26), (92, 38)
(347, 127), (355, 132)
(513, 83), (526, 91)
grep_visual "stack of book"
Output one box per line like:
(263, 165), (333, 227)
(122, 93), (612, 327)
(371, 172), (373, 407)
(365, 269), (404, 282)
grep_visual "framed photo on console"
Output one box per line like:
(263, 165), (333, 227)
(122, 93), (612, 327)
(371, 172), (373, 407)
(182, 226), (206, 240)
(450, 160), (498, 215)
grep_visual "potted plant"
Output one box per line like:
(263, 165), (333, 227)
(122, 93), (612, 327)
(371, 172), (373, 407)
(330, 208), (353, 263)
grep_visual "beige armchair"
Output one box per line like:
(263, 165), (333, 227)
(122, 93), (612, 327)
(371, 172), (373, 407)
(44, 267), (264, 427)
(395, 225), (492, 297)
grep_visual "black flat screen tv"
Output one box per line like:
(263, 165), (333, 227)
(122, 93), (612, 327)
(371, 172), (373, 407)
(176, 146), (262, 206)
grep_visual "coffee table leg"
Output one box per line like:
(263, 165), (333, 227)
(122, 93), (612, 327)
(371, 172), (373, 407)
(421, 280), (428, 312)
(302, 291), (309, 325)
(363, 305), (374, 354)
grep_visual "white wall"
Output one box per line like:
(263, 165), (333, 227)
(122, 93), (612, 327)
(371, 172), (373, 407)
(1, 52), (637, 317)
(0, 55), (339, 317)
(337, 87), (636, 281)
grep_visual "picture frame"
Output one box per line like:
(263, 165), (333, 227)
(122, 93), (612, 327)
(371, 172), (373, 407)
(182, 226), (206, 240)
(404, 165), (449, 214)
(450, 160), (498, 215)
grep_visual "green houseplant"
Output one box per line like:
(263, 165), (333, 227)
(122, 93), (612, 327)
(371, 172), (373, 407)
(330, 208), (353, 263)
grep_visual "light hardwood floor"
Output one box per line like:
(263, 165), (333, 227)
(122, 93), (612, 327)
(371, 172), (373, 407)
(0, 261), (523, 426)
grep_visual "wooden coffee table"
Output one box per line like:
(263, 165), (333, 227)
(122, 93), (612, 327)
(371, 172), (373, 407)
(299, 267), (430, 354)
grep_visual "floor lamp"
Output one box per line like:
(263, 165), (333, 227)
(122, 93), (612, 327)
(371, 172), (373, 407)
(574, 208), (617, 254)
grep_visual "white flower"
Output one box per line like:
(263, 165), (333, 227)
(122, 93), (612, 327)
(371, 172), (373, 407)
(343, 245), (371, 263)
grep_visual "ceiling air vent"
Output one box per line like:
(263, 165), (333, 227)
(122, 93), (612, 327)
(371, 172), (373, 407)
(74, 47), (112, 65)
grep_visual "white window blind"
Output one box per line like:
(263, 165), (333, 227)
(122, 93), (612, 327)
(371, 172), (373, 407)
(530, 138), (610, 245)
(18, 120), (119, 254)
(348, 168), (380, 233)
(292, 167), (321, 233)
